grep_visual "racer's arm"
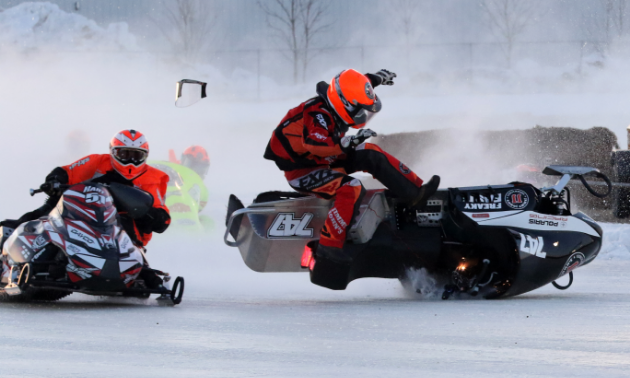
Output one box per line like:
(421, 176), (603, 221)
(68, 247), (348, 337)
(135, 174), (171, 234)
(301, 110), (344, 158)
(59, 154), (105, 184)
(365, 69), (396, 87)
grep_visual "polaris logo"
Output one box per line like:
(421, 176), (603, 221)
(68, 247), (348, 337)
(529, 219), (559, 227)
(268, 213), (314, 238)
(518, 233), (546, 258)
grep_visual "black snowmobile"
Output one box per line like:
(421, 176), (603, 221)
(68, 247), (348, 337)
(0, 182), (184, 304)
(224, 166), (611, 299)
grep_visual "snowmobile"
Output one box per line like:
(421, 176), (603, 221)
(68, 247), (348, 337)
(0, 182), (185, 304)
(224, 166), (611, 299)
(149, 161), (213, 232)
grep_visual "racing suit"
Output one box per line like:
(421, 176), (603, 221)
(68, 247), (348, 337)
(264, 80), (425, 252)
(17, 154), (171, 247)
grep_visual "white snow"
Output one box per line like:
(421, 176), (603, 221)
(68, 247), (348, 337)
(0, 2), (137, 53)
(0, 3), (629, 377)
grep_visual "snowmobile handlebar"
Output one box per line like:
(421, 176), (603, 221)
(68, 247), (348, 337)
(30, 182), (70, 197)
(541, 165), (612, 198)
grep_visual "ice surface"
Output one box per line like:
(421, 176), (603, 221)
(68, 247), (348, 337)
(0, 3), (629, 377)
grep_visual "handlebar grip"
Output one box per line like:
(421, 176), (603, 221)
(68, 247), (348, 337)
(30, 188), (43, 196)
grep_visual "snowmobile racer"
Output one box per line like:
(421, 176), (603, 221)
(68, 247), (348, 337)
(1, 130), (171, 288)
(169, 145), (210, 180)
(8, 129), (170, 247)
(264, 68), (440, 264)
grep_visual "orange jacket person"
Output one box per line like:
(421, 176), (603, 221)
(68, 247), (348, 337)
(265, 69), (440, 265)
(13, 130), (171, 248)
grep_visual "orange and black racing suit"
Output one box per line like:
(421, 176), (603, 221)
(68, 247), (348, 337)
(264, 81), (425, 251)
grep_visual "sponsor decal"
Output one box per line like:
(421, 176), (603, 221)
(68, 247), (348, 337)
(528, 214), (567, 228)
(399, 163), (411, 174)
(85, 192), (113, 205)
(316, 114), (328, 129)
(311, 132), (327, 141)
(83, 186), (105, 194)
(518, 233), (546, 258)
(31, 235), (47, 250)
(69, 157), (90, 170)
(66, 261), (96, 279)
(297, 169), (336, 191)
(67, 243), (81, 254)
(328, 208), (348, 235)
(67, 225), (99, 248)
(505, 189), (529, 210)
(464, 193), (502, 210)
(472, 213), (490, 218)
(528, 219), (565, 228)
(559, 252), (585, 277)
(268, 213), (314, 237)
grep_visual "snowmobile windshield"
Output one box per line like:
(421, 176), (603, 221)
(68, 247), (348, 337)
(151, 163), (184, 188)
(57, 183), (118, 231)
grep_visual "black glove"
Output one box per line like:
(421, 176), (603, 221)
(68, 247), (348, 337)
(135, 208), (171, 235)
(372, 69), (396, 86)
(43, 167), (69, 196)
(341, 128), (377, 152)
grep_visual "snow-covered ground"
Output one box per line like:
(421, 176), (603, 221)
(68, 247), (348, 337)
(0, 227), (629, 378)
(1, 3), (630, 377)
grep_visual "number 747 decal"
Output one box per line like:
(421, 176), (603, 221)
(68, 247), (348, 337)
(518, 233), (546, 258)
(268, 213), (314, 238)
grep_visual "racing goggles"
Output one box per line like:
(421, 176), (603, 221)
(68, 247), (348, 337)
(333, 73), (382, 127)
(112, 147), (148, 166)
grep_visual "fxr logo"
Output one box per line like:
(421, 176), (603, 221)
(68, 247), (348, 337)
(268, 213), (314, 237)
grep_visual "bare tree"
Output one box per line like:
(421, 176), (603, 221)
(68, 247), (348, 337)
(299, 0), (331, 82)
(481, 0), (538, 68)
(158, 0), (218, 62)
(258, 0), (331, 84)
(390, 0), (423, 72)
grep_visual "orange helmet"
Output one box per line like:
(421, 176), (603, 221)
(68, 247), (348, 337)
(327, 69), (382, 128)
(109, 130), (149, 180)
(181, 145), (210, 179)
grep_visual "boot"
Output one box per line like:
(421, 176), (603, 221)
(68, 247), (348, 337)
(309, 242), (352, 290)
(410, 175), (440, 207)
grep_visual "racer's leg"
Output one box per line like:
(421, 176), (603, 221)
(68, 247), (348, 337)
(344, 143), (438, 203)
(288, 168), (365, 259)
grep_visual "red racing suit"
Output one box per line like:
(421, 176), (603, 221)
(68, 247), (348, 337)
(56, 154), (170, 246)
(264, 85), (424, 250)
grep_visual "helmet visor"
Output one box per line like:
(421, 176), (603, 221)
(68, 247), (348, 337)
(112, 148), (148, 166)
(182, 156), (210, 178)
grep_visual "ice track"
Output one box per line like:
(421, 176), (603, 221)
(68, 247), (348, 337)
(0, 223), (627, 377)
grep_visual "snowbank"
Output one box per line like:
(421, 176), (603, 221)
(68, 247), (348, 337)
(598, 223), (630, 260)
(0, 2), (137, 52)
